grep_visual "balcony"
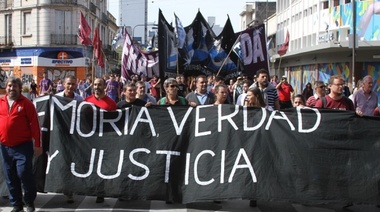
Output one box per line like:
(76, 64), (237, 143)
(51, 0), (77, 4)
(89, 2), (96, 14)
(102, 13), (108, 24)
(0, 36), (14, 47)
(51, 34), (78, 45)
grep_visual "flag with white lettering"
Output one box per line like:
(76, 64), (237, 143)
(121, 30), (159, 81)
(238, 24), (269, 77)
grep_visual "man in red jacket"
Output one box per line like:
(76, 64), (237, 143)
(0, 77), (42, 212)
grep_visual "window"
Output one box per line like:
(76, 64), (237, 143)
(5, 14), (12, 43)
(23, 12), (32, 35)
(322, 1), (328, 9)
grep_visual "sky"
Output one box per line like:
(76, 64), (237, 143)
(107, 0), (266, 32)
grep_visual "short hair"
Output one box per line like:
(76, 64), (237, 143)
(328, 75), (344, 85)
(6, 77), (23, 91)
(256, 69), (269, 78)
(64, 75), (77, 82)
(94, 77), (106, 85)
(164, 78), (177, 88)
(135, 81), (145, 87)
(124, 81), (136, 89)
(313, 81), (324, 89)
(362, 75), (373, 84)
(214, 84), (227, 93)
(195, 75), (207, 83)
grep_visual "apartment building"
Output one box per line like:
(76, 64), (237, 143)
(274, 0), (380, 100)
(0, 0), (118, 93)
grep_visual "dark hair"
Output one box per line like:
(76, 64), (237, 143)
(247, 87), (266, 107)
(214, 84), (227, 93)
(124, 81), (136, 89)
(64, 75), (77, 82)
(6, 77), (23, 92)
(293, 94), (306, 104)
(214, 76), (225, 83)
(195, 75), (207, 83)
(256, 69), (269, 78)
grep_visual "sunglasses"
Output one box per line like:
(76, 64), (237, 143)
(169, 85), (178, 88)
(318, 86), (326, 88)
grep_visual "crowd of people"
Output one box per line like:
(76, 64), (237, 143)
(0, 69), (379, 211)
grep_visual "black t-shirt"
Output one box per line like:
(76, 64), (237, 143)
(117, 99), (146, 109)
(177, 83), (187, 97)
(30, 83), (37, 92)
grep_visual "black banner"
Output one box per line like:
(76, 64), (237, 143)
(239, 24), (270, 77)
(1, 96), (380, 205)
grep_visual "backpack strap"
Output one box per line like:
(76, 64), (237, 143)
(321, 96), (326, 108)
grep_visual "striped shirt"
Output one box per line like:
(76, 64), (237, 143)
(249, 82), (279, 109)
(306, 94), (321, 107)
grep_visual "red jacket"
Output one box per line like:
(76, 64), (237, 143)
(0, 94), (41, 147)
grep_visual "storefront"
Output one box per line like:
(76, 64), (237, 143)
(0, 47), (89, 94)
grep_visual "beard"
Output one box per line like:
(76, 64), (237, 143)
(94, 89), (103, 96)
(7, 90), (19, 100)
(260, 80), (268, 87)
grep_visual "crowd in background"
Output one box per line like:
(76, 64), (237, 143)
(30, 69), (380, 117)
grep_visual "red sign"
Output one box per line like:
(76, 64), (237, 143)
(57, 52), (69, 60)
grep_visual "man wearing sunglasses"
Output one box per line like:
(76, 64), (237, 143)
(158, 78), (188, 106)
(306, 81), (326, 107)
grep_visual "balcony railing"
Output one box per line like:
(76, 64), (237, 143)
(0, 36), (14, 47)
(51, 0), (77, 4)
(51, 34), (78, 45)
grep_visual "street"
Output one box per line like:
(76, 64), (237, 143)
(1, 193), (380, 212)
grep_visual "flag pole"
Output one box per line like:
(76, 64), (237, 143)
(277, 56), (282, 73)
(92, 47), (95, 83)
(176, 49), (179, 75)
(216, 33), (241, 77)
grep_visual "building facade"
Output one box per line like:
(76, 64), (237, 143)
(0, 0), (118, 94)
(274, 0), (380, 104)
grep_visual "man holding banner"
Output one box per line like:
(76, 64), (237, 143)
(85, 78), (117, 112)
(55, 75), (83, 203)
